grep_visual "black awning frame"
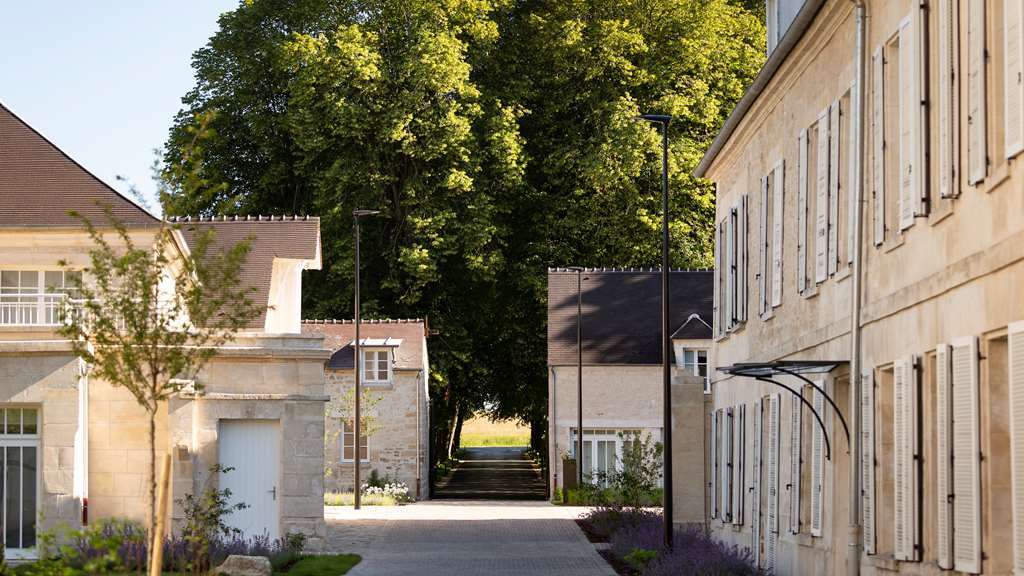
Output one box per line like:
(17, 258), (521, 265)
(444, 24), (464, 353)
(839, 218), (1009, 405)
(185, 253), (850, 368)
(717, 360), (851, 461)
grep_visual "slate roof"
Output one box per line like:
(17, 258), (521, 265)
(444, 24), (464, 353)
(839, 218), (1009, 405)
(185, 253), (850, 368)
(302, 319), (427, 371)
(547, 268), (713, 366)
(173, 216), (321, 329)
(0, 102), (157, 227)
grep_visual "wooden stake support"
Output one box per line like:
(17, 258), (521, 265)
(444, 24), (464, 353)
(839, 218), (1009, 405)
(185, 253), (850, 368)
(150, 453), (172, 576)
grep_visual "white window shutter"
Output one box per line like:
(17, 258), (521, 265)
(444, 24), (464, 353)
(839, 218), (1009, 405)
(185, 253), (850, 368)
(718, 222), (727, 334)
(738, 196), (748, 323)
(723, 408), (733, 522)
(711, 409), (719, 519)
(898, 15), (917, 231)
(828, 100), (840, 274)
(798, 129), (809, 291)
(713, 227), (720, 339)
(772, 161), (784, 308)
(759, 175), (769, 317)
(1006, 0), (1024, 158)
(815, 109), (829, 283)
(938, 0), (960, 199)
(848, 80), (858, 264)
(789, 393), (802, 534)
(1009, 323), (1024, 574)
(726, 213), (735, 329)
(766, 394), (781, 572)
(734, 403), (746, 525)
(968, 0), (987, 185)
(914, 4), (928, 218)
(936, 343), (954, 569)
(951, 336), (981, 573)
(810, 380), (826, 537)
(862, 368), (877, 555)
(893, 356), (920, 561)
(752, 400), (763, 567)
(872, 47), (886, 246)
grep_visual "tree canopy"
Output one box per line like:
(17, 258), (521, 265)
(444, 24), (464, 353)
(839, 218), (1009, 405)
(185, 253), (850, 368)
(162, 0), (764, 457)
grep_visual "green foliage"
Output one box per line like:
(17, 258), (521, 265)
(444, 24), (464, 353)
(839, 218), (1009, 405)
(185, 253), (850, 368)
(29, 519), (146, 576)
(177, 464), (248, 574)
(323, 492), (398, 506)
(598, 432), (664, 508)
(273, 554), (361, 576)
(164, 0), (766, 461)
(623, 547), (658, 571)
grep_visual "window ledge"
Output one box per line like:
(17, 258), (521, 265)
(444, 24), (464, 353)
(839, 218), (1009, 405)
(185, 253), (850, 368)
(882, 234), (905, 254)
(834, 266), (851, 283)
(863, 554), (900, 572)
(362, 381), (394, 390)
(928, 197), (954, 226)
(793, 532), (816, 548)
(983, 165), (1011, 193)
(759, 310), (775, 322)
(801, 286), (819, 300)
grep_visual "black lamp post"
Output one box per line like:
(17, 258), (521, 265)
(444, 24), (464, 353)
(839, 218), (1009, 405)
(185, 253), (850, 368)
(635, 113), (673, 549)
(352, 208), (380, 510)
(566, 266), (586, 487)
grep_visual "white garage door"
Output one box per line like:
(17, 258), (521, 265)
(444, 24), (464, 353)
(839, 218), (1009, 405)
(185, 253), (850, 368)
(218, 419), (280, 541)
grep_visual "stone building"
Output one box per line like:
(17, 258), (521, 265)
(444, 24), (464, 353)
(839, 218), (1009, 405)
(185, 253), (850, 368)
(302, 319), (431, 500)
(0, 102), (331, 555)
(546, 268), (711, 522)
(696, 0), (1024, 574)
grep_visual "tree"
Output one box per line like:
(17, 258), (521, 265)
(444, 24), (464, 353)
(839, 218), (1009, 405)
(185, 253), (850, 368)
(60, 128), (260, 559)
(163, 0), (764, 465)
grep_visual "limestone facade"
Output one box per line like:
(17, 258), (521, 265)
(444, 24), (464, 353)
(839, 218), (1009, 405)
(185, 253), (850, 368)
(699, 0), (1024, 574)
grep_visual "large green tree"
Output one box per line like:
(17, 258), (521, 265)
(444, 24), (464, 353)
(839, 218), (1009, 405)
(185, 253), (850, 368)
(163, 0), (763, 461)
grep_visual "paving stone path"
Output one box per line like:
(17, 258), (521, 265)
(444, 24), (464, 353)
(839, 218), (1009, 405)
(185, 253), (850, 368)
(325, 448), (613, 576)
(433, 446), (548, 500)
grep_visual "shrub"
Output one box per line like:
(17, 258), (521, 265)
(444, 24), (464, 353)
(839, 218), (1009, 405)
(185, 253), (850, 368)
(324, 491), (398, 506)
(583, 506), (662, 540)
(623, 548), (658, 572)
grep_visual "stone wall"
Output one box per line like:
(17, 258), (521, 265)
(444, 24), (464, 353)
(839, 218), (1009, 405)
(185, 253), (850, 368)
(323, 369), (428, 499)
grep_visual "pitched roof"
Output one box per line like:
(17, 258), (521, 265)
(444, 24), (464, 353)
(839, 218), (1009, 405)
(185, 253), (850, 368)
(173, 216), (321, 329)
(301, 320), (427, 371)
(0, 102), (157, 227)
(547, 268), (713, 366)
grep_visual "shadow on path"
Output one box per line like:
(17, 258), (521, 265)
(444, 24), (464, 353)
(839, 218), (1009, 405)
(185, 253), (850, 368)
(433, 447), (547, 500)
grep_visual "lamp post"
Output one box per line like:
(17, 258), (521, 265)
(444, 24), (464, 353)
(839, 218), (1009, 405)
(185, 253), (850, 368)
(352, 208), (380, 510)
(566, 266), (586, 487)
(635, 113), (673, 548)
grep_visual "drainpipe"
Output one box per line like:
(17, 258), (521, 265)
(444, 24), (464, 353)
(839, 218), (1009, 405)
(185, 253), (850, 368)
(848, 1), (866, 575)
(550, 367), (558, 497)
(73, 357), (90, 526)
(415, 369), (422, 500)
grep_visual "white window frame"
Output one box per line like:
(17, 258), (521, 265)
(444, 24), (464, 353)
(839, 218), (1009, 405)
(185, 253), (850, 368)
(0, 407), (41, 559)
(569, 428), (660, 487)
(360, 348), (393, 385)
(340, 419), (369, 463)
(0, 269), (81, 327)
(680, 348), (709, 392)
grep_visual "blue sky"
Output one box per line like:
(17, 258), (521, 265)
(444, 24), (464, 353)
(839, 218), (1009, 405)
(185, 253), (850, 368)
(1, 1), (239, 217)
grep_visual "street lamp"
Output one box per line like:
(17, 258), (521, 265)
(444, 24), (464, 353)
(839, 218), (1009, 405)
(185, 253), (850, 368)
(352, 208), (380, 510)
(635, 113), (673, 548)
(565, 266), (587, 488)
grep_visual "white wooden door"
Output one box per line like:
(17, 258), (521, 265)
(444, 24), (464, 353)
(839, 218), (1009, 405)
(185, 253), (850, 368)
(219, 420), (281, 541)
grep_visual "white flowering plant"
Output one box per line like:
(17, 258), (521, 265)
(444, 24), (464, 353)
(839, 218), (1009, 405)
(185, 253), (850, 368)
(360, 481), (412, 502)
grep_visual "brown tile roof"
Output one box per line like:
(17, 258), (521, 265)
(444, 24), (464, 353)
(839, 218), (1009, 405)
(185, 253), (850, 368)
(173, 216), (321, 329)
(0, 102), (157, 227)
(547, 268), (713, 366)
(301, 320), (427, 371)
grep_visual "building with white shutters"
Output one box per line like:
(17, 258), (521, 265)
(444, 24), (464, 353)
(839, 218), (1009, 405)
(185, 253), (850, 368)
(695, 0), (1024, 574)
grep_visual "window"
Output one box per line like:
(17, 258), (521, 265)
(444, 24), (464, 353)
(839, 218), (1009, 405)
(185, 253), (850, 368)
(680, 349), (709, 391)
(569, 428), (658, 487)
(717, 195), (749, 335)
(341, 420), (368, 463)
(0, 407), (39, 555)
(361, 349), (391, 384)
(0, 270), (81, 326)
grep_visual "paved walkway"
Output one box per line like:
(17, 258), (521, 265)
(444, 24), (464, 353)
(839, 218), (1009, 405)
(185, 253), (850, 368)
(432, 446), (548, 500)
(325, 501), (614, 576)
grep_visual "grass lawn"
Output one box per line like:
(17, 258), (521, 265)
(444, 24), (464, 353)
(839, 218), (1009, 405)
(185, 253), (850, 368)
(460, 416), (530, 447)
(275, 554), (361, 576)
(324, 491), (398, 506)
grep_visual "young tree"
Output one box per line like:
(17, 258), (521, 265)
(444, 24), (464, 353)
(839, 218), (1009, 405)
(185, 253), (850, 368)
(59, 121), (261, 556)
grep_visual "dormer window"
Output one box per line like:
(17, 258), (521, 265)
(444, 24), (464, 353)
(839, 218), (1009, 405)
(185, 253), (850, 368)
(361, 348), (392, 384)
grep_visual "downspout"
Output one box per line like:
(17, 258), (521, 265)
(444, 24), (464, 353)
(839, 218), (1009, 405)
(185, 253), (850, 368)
(415, 369), (422, 500)
(848, 1), (866, 575)
(550, 367), (558, 497)
(73, 356), (90, 526)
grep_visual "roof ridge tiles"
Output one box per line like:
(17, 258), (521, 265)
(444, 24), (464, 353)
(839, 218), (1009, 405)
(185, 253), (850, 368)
(166, 214), (319, 223)
(547, 266), (713, 273)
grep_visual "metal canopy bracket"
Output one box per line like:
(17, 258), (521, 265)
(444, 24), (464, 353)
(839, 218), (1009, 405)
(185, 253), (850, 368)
(717, 360), (852, 460)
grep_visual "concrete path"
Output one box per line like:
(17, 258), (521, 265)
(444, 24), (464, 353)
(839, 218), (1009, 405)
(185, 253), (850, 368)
(432, 446), (548, 500)
(325, 501), (614, 576)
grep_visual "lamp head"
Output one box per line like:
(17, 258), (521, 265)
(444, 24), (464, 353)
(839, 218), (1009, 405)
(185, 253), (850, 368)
(353, 209), (381, 218)
(634, 114), (672, 125)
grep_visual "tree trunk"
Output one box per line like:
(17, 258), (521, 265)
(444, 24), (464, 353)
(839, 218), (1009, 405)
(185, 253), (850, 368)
(446, 404), (463, 460)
